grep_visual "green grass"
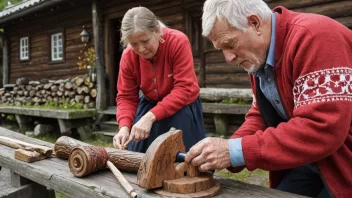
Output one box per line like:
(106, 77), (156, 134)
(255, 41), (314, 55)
(36, 133), (114, 148)
(0, 100), (85, 110)
(221, 98), (252, 105)
(215, 168), (269, 187)
(55, 192), (68, 198)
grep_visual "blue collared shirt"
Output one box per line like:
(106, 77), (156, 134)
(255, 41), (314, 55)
(228, 12), (287, 167)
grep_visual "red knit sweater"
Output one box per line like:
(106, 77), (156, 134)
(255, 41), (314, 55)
(116, 28), (200, 129)
(230, 7), (352, 197)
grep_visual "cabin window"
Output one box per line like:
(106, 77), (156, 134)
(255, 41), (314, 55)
(20, 36), (29, 60)
(51, 32), (63, 61)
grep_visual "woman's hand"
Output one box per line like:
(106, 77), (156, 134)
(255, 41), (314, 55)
(113, 126), (130, 149)
(129, 111), (156, 142)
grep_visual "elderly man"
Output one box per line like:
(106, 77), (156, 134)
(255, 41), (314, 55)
(185, 0), (352, 197)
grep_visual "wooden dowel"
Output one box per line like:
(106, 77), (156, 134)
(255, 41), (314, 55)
(106, 161), (137, 198)
(0, 138), (22, 149)
(0, 136), (52, 157)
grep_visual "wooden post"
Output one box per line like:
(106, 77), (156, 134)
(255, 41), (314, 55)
(10, 171), (55, 198)
(199, 37), (206, 88)
(2, 35), (9, 86)
(213, 114), (228, 137)
(11, 171), (31, 187)
(15, 115), (33, 132)
(92, 0), (107, 110)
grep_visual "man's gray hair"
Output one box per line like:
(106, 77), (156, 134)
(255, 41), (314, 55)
(202, 0), (272, 36)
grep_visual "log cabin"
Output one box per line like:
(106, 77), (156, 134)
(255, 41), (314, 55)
(0, 0), (351, 109)
(0, 0), (351, 137)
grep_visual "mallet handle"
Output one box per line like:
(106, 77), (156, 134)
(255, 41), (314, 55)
(106, 161), (138, 198)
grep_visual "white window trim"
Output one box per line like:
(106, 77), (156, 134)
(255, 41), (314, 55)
(20, 36), (29, 60)
(51, 32), (63, 61)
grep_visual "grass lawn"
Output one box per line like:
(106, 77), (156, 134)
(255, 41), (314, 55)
(215, 168), (269, 187)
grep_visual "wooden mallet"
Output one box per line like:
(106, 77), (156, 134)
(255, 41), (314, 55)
(55, 129), (220, 197)
(68, 146), (137, 198)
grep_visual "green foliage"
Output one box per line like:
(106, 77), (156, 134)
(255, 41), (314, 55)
(77, 46), (96, 70)
(0, 0), (23, 11)
(41, 99), (84, 110)
(0, 98), (85, 110)
(55, 192), (68, 198)
(215, 168), (269, 187)
(6, 114), (15, 121)
(221, 98), (251, 105)
(88, 135), (114, 148)
(37, 132), (114, 148)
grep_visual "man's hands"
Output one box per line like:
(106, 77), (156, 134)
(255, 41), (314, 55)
(113, 126), (130, 149)
(129, 111), (156, 142)
(185, 137), (232, 172)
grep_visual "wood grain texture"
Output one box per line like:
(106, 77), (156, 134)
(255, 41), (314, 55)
(0, 127), (156, 198)
(137, 129), (186, 189)
(106, 161), (137, 198)
(155, 182), (221, 198)
(202, 103), (251, 115)
(200, 88), (253, 102)
(14, 149), (46, 163)
(0, 127), (305, 197)
(0, 107), (96, 119)
(54, 136), (144, 172)
(163, 175), (214, 193)
(0, 136), (52, 157)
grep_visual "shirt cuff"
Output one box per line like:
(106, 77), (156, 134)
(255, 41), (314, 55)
(150, 105), (167, 121)
(228, 138), (245, 167)
(117, 118), (133, 130)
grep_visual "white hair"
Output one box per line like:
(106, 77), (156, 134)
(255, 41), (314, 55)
(202, 0), (272, 36)
(120, 6), (165, 47)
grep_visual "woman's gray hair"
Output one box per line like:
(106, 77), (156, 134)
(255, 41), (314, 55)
(120, 6), (165, 47)
(202, 0), (272, 36)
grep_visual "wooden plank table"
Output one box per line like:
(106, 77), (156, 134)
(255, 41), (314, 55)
(0, 127), (302, 198)
(0, 106), (96, 134)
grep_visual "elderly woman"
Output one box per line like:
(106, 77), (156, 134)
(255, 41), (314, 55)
(113, 6), (205, 153)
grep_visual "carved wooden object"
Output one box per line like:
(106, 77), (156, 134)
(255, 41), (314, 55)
(0, 135), (52, 157)
(55, 129), (220, 196)
(55, 136), (143, 172)
(163, 174), (214, 193)
(154, 182), (221, 198)
(68, 146), (137, 198)
(137, 129), (186, 189)
(14, 149), (46, 163)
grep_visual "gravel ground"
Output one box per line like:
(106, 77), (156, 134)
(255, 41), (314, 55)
(0, 167), (14, 196)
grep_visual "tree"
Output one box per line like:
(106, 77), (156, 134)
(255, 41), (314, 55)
(0, 0), (23, 11)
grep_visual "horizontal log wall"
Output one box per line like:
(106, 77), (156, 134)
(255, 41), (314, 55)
(102, 0), (195, 29)
(203, 0), (352, 88)
(102, 0), (204, 82)
(204, 113), (245, 137)
(6, 0), (92, 83)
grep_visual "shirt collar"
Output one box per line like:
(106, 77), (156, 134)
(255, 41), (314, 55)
(266, 12), (276, 67)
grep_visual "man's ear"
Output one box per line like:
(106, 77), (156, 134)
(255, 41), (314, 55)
(247, 14), (262, 35)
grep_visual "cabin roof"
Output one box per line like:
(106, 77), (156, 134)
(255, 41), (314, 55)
(0, 0), (67, 24)
(0, 0), (46, 18)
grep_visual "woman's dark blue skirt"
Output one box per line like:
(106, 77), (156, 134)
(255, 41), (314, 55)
(127, 96), (206, 153)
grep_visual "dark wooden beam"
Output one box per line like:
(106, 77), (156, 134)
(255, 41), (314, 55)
(92, 0), (107, 110)
(2, 35), (9, 85)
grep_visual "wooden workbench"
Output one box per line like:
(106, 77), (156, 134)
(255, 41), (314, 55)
(0, 127), (301, 198)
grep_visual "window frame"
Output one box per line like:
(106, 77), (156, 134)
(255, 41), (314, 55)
(49, 29), (65, 64)
(19, 36), (30, 61)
